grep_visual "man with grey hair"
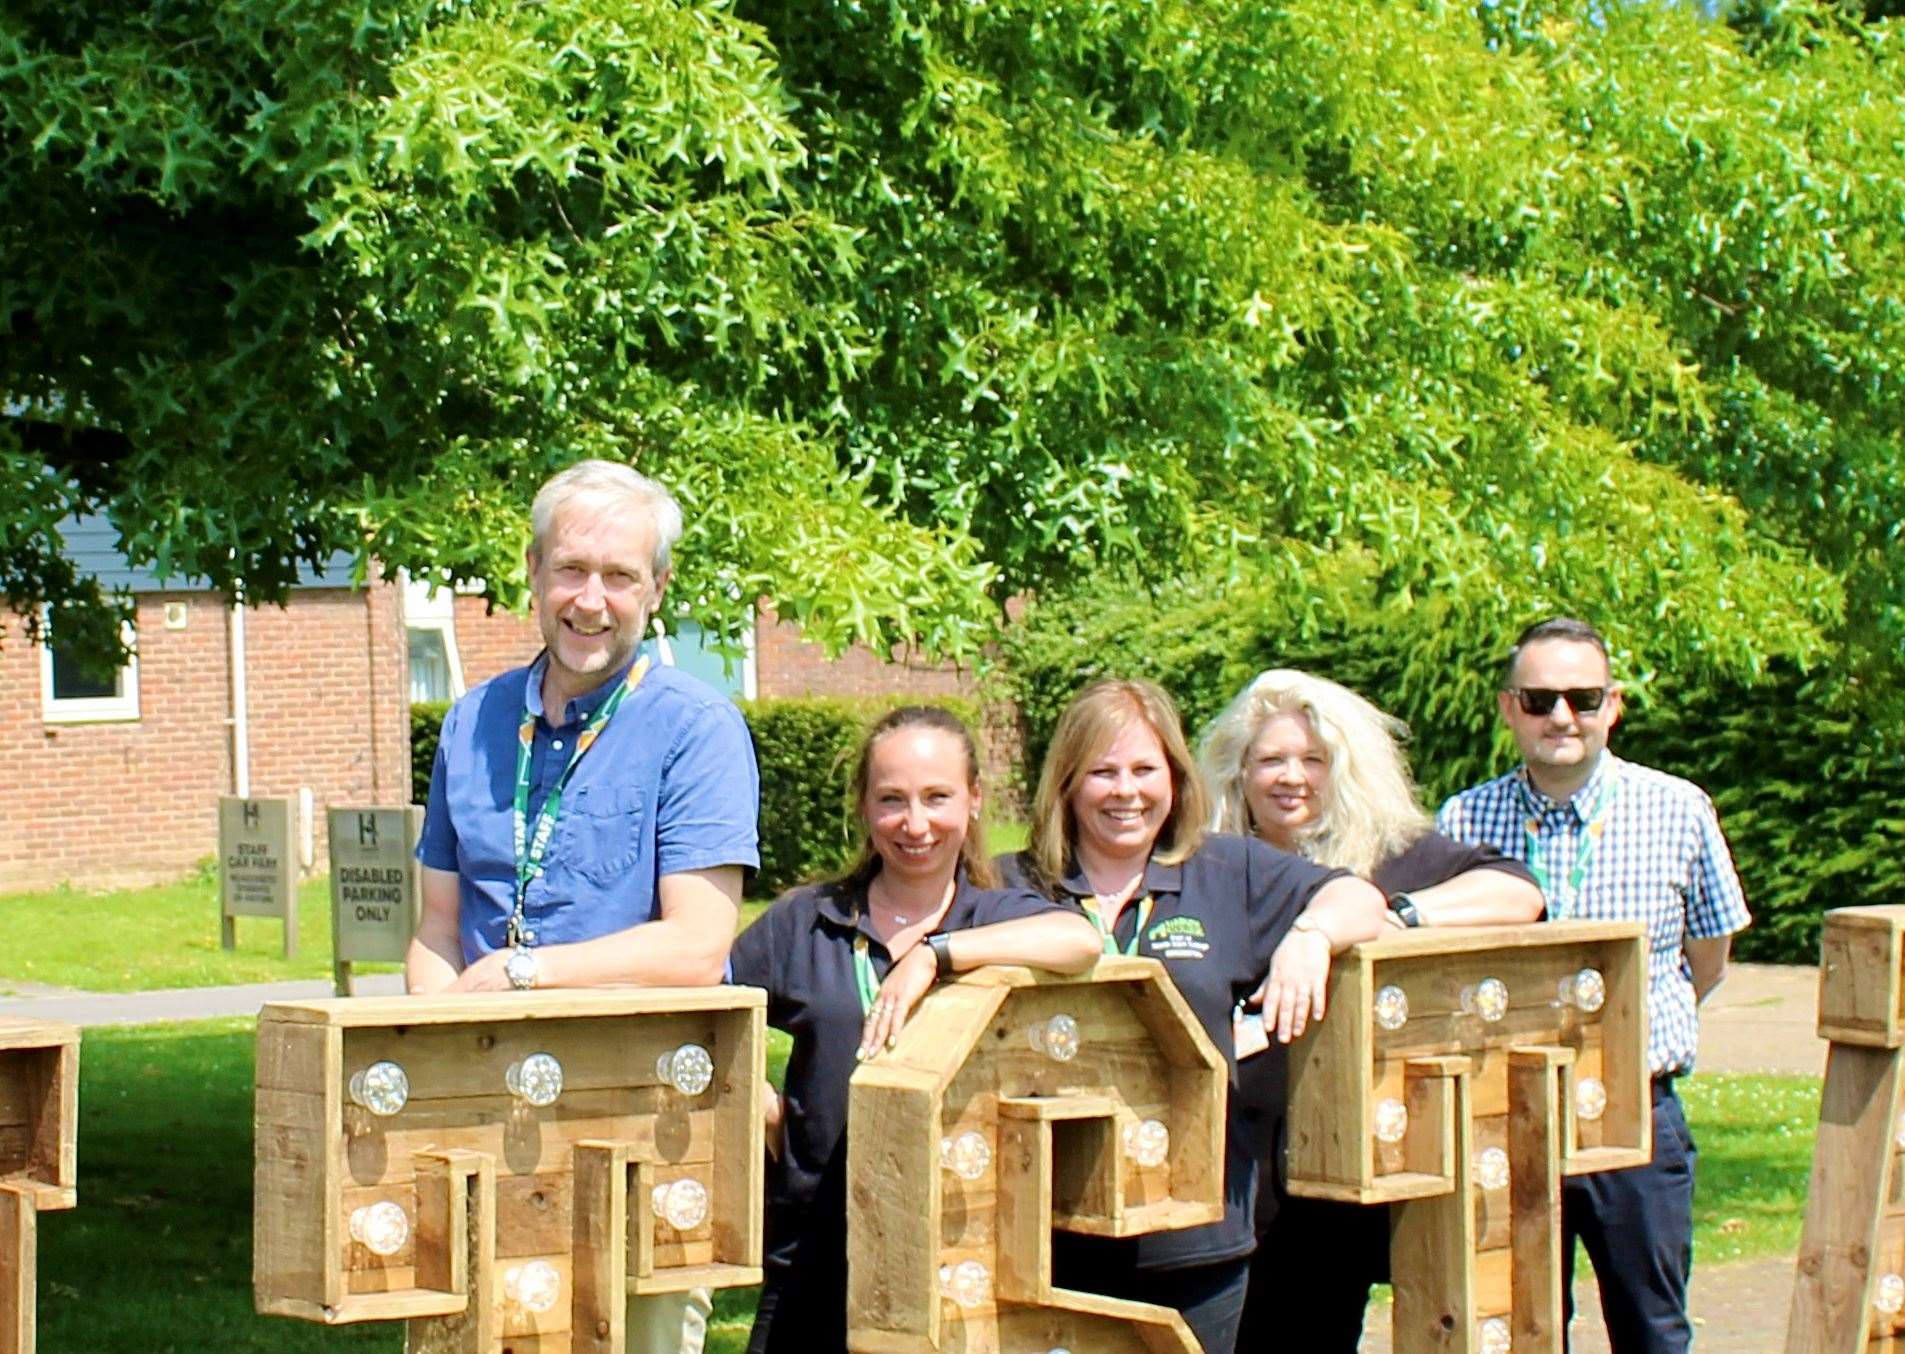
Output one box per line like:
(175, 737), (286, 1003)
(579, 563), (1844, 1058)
(410, 458), (759, 1351)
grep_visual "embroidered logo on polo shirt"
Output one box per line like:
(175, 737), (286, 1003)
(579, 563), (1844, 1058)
(1145, 915), (1209, 960)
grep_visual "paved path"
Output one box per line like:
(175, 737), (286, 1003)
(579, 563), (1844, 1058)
(0, 972), (404, 1025)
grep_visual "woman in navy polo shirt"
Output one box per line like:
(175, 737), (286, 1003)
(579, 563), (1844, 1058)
(730, 705), (1099, 1353)
(998, 678), (1385, 1352)
(1199, 668), (1544, 1349)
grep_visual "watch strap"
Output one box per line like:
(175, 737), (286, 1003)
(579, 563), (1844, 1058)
(1387, 892), (1424, 928)
(926, 931), (956, 978)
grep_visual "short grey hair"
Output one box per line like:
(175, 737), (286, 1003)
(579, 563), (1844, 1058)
(1502, 616), (1609, 689)
(529, 459), (684, 576)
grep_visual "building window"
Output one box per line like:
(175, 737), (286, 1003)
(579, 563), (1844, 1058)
(403, 576), (466, 705)
(40, 611), (140, 723)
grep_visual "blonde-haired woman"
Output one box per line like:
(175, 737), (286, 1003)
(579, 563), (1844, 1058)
(1199, 668), (1542, 1350)
(1001, 678), (1385, 1352)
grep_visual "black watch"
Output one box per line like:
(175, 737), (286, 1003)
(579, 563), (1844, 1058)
(926, 931), (956, 978)
(1387, 892), (1424, 928)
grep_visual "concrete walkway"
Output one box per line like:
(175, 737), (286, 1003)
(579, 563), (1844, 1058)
(0, 971), (404, 1025)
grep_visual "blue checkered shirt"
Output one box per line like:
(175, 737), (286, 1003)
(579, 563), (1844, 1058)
(1437, 753), (1749, 1076)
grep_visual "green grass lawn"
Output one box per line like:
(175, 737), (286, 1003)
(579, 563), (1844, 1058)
(34, 1020), (1812, 1352)
(0, 875), (390, 993)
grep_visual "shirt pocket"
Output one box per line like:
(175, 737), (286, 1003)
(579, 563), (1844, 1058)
(552, 782), (648, 886)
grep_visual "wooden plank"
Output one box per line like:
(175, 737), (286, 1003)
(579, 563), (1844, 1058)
(572, 1142), (626, 1354)
(343, 1103), (719, 1188)
(1288, 947), (1375, 1192)
(0, 1184), (33, 1354)
(254, 1019), (342, 1310)
(709, 1004), (765, 1268)
(1508, 1046), (1571, 1354)
(995, 1112), (1054, 1304)
(1818, 910), (1905, 1048)
(1787, 1042), (1902, 1353)
(1391, 1058), (1476, 1354)
(847, 1077), (942, 1348)
(405, 1149), (494, 1353)
(263, 986), (764, 1028)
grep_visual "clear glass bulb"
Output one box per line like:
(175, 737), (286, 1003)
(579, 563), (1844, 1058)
(1462, 977), (1510, 1023)
(940, 1131), (992, 1181)
(938, 1259), (991, 1309)
(652, 1177), (710, 1231)
(658, 1043), (715, 1096)
(1561, 968), (1606, 1013)
(1575, 1076), (1608, 1122)
(1029, 1013), (1081, 1062)
(1373, 1097), (1409, 1144)
(1475, 1146), (1510, 1192)
(505, 1052), (563, 1107)
(1876, 1272), (1905, 1315)
(1895, 1109), (1905, 1151)
(349, 1201), (409, 1256)
(502, 1259), (561, 1314)
(348, 1061), (409, 1117)
(1479, 1316), (1512, 1354)
(1122, 1118), (1170, 1168)
(1374, 984), (1409, 1032)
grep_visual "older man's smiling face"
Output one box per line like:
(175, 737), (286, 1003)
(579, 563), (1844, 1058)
(528, 500), (666, 711)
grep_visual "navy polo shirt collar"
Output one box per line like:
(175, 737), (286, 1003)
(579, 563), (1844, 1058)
(1054, 853), (1185, 900)
(811, 867), (980, 938)
(523, 650), (640, 729)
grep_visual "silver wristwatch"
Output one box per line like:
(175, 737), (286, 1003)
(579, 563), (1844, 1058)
(504, 945), (539, 991)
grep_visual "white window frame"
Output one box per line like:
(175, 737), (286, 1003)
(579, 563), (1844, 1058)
(403, 576), (466, 703)
(40, 612), (140, 723)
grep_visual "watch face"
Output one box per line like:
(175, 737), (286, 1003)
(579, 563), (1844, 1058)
(506, 949), (536, 988)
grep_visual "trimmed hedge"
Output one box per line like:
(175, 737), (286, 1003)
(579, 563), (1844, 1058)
(407, 694), (980, 899)
(411, 701), (451, 807)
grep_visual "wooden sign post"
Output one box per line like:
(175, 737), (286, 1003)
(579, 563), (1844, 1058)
(326, 806), (425, 996)
(1287, 921), (1650, 1353)
(253, 988), (765, 1351)
(847, 956), (1226, 1351)
(219, 796), (298, 958)
(1788, 905), (1905, 1353)
(0, 1018), (79, 1354)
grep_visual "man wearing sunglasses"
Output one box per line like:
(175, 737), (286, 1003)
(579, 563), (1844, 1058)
(1437, 616), (1748, 1354)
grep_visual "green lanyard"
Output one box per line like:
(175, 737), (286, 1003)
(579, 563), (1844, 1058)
(509, 656), (649, 946)
(1523, 774), (1618, 922)
(852, 934), (883, 1016)
(1080, 893), (1154, 957)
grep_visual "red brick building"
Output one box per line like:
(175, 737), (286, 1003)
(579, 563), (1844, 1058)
(2, 527), (990, 889)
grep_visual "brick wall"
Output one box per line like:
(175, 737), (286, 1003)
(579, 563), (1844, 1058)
(0, 584), (409, 891)
(452, 594), (540, 689)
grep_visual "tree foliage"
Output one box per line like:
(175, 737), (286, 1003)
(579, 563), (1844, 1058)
(3, 0), (1900, 705)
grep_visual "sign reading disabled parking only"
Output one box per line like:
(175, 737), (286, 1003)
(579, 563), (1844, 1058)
(326, 806), (423, 992)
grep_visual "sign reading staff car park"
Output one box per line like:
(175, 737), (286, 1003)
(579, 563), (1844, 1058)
(219, 795), (298, 958)
(327, 805), (424, 995)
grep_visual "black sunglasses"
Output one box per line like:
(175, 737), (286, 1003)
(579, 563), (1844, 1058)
(1510, 686), (1610, 716)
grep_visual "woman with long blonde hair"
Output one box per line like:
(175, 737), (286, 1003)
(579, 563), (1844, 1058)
(1199, 668), (1542, 1350)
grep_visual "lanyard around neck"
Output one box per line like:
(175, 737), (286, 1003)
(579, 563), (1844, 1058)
(1080, 893), (1154, 957)
(1523, 772), (1618, 921)
(509, 656), (650, 945)
(852, 933), (883, 1016)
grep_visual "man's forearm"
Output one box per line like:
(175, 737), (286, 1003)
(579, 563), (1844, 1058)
(534, 913), (735, 988)
(405, 934), (463, 994)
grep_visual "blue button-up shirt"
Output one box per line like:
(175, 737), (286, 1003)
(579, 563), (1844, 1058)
(1437, 753), (1749, 1076)
(417, 650), (760, 964)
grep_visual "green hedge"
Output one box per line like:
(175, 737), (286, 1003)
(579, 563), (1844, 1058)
(407, 695), (979, 899)
(411, 701), (451, 807)
(1003, 571), (1905, 964)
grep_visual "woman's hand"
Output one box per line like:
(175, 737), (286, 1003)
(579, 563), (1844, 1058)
(762, 1084), (785, 1161)
(1255, 927), (1333, 1043)
(858, 942), (939, 1061)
